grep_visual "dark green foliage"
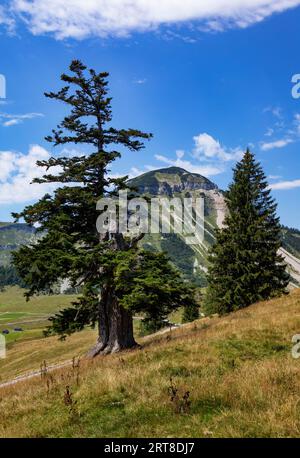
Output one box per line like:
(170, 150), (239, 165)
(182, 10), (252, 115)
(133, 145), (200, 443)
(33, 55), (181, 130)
(204, 150), (289, 315)
(115, 250), (197, 329)
(45, 249), (196, 338)
(139, 318), (165, 335)
(182, 302), (199, 323)
(0, 265), (26, 290)
(160, 234), (207, 287)
(141, 233), (208, 288)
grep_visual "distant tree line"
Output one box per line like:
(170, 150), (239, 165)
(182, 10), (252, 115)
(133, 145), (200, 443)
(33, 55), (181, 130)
(0, 265), (26, 290)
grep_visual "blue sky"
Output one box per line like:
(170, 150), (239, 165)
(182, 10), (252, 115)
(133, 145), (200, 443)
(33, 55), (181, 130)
(0, 0), (300, 228)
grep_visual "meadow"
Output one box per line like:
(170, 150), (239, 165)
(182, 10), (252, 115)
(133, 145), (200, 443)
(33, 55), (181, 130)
(0, 286), (78, 346)
(0, 289), (299, 438)
(0, 286), (183, 381)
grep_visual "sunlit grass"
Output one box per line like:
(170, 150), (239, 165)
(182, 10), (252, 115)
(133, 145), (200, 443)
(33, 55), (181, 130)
(0, 290), (300, 437)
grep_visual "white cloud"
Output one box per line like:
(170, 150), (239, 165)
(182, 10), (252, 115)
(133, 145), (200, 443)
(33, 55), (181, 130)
(260, 138), (293, 151)
(153, 133), (246, 177)
(268, 175), (282, 180)
(0, 4), (15, 33)
(133, 78), (147, 85)
(294, 113), (300, 134)
(155, 152), (224, 177)
(265, 128), (274, 137)
(161, 30), (196, 43)
(263, 106), (283, 119)
(59, 147), (86, 158)
(3, 119), (21, 127)
(176, 150), (185, 159)
(193, 133), (243, 161)
(0, 151), (16, 182)
(270, 179), (300, 190)
(110, 165), (157, 180)
(0, 145), (58, 204)
(262, 106), (286, 137)
(0, 112), (44, 127)
(9, 0), (300, 39)
(260, 112), (300, 150)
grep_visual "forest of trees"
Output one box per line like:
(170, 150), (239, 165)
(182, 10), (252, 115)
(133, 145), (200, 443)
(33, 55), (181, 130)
(0, 265), (26, 290)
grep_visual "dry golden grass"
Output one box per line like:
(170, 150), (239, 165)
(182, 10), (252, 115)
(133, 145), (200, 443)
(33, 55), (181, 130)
(0, 290), (300, 438)
(0, 328), (97, 382)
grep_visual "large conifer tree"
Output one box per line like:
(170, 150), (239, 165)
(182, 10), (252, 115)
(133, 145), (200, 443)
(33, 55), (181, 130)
(12, 60), (196, 355)
(204, 149), (289, 315)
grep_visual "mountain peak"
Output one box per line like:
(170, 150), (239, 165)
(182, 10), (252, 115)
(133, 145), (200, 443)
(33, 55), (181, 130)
(128, 166), (218, 195)
(153, 166), (188, 175)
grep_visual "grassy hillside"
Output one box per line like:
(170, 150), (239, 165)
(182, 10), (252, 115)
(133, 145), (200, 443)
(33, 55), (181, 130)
(0, 286), (185, 381)
(0, 287), (77, 345)
(0, 290), (300, 438)
(0, 328), (97, 383)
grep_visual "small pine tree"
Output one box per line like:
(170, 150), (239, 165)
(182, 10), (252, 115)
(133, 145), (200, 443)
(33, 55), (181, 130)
(204, 149), (289, 315)
(13, 60), (196, 355)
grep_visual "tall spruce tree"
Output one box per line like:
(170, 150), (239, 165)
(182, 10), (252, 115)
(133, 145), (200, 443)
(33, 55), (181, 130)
(204, 149), (289, 315)
(13, 60), (196, 355)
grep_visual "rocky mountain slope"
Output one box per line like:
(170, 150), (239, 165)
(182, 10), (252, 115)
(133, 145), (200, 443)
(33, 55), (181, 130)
(0, 223), (36, 266)
(129, 167), (300, 287)
(0, 166), (299, 286)
(129, 167), (227, 286)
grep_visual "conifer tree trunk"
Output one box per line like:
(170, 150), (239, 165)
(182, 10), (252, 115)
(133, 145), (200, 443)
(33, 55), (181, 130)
(87, 287), (137, 357)
(86, 291), (109, 357)
(102, 298), (136, 354)
(87, 233), (137, 357)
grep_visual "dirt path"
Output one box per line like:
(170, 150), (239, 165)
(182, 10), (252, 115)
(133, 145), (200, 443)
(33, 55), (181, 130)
(0, 322), (184, 389)
(0, 360), (73, 389)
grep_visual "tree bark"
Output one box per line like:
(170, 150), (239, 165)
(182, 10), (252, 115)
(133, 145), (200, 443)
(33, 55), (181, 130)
(102, 296), (137, 354)
(86, 291), (109, 357)
(87, 233), (138, 357)
(87, 287), (138, 357)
